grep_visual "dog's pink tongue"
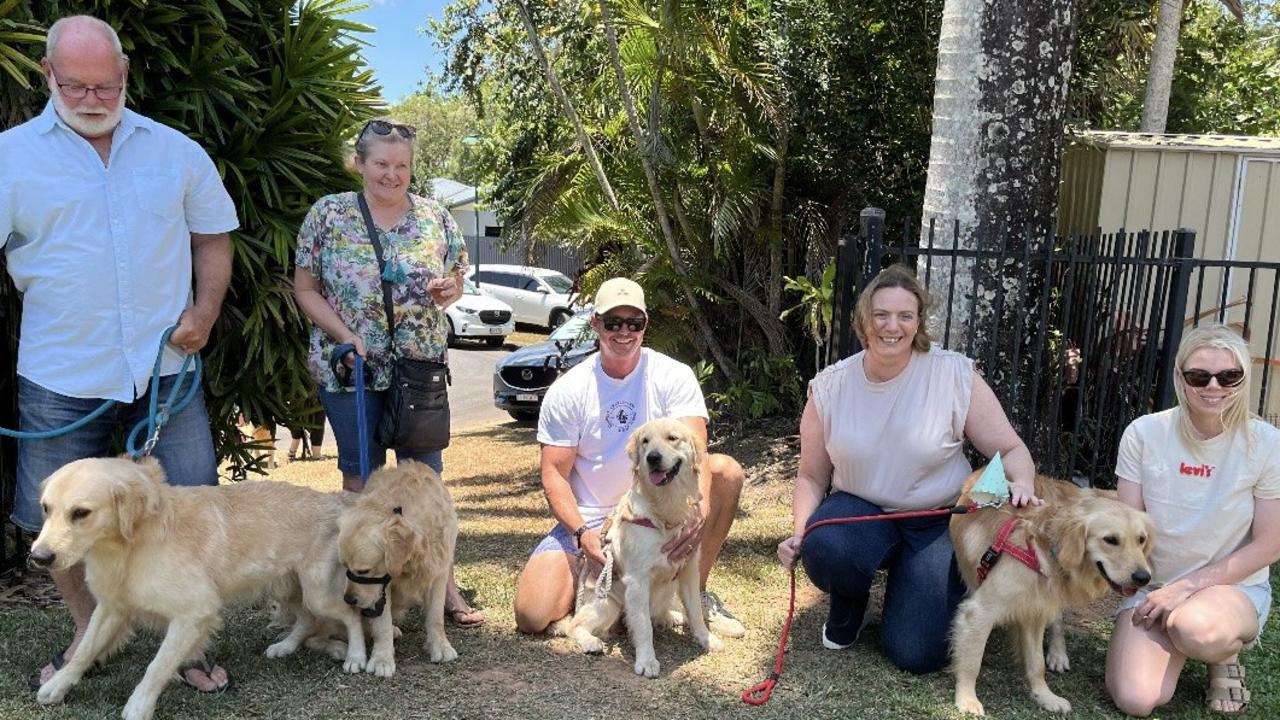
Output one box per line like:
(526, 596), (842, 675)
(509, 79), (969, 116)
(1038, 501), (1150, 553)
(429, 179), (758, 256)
(1122, 586), (1138, 597)
(649, 470), (666, 485)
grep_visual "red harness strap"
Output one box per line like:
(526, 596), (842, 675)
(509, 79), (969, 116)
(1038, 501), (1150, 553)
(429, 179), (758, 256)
(624, 516), (659, 529)
(976, 516), (1042, 585)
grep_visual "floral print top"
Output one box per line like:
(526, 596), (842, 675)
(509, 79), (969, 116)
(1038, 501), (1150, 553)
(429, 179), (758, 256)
(296, 191), (468, 392)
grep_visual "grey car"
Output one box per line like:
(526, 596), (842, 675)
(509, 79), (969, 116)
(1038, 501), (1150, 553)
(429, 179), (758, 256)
(493, 311), (597, 421)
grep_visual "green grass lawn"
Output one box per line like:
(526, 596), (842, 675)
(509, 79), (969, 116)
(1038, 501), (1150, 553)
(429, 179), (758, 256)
(0, 421), (1275, 719)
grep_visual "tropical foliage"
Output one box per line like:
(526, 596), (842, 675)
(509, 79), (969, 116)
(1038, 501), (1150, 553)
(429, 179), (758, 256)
(0, 0), (382, 472)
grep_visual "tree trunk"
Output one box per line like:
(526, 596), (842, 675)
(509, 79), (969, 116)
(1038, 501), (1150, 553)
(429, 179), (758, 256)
(921, 0), (1077, 383)
(513, 0), (620, 213)
(597, 0), (738, 380)
(1141, 0), (1183, 133)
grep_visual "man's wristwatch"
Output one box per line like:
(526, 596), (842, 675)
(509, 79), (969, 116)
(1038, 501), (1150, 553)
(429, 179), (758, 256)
(572, 525), (589, 548)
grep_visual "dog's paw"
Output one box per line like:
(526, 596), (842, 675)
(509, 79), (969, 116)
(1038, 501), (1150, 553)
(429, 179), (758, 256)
(634, 655), (661, 678)
(659, 609), (686, 629)
(427, 642), (458, 664)
(265, 640), (298, 659)
(36, 676), (72, 705)
(577, 634), (606, 654)
(365, 655), (396, 678)
(1045, 647), (1070, 673)
(954, 696), (985, 716)
(342, 653), (367, 674)
(121, 691), (156, 720)
(709, 614), (746, 639)
(1033, 690), (1072, 714)
(701, 632), (724, 653)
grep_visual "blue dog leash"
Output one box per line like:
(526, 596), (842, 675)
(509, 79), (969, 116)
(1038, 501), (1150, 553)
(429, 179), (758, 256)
(330, 343), (370, 484)
(0, 325), (201, 459)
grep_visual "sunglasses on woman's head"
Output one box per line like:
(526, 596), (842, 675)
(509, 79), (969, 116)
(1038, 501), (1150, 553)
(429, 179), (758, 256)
(599, 314), (647, 332)
(361, 120), (417, 140)
(1180, 368), (1245, 388)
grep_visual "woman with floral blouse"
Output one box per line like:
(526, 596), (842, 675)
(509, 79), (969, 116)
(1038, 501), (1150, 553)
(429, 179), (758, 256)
(293, 117), (483, 626)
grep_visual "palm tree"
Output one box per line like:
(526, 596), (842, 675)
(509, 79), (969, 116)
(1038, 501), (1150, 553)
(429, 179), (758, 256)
(1141, 0), (1245, 132)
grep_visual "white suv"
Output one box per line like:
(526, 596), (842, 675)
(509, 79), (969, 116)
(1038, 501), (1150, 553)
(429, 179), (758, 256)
(468, 264), (579, 328)
(445, 279), (515, 347)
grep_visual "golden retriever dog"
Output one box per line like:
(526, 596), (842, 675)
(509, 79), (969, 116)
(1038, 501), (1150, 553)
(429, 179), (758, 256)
(554, 418), (722, 678)
(336, 461), (458, 668)
(949, 470), (1155, 715)
(30, 456), (345, 720)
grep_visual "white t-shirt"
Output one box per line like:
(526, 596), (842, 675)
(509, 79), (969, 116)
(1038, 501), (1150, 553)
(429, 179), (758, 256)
(537, 348), (709, 521)
(808, 348), (975, 512)
(1115, 409), (1280, 588)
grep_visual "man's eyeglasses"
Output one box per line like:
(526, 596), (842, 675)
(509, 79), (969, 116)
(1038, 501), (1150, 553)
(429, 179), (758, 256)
(361, 119), (417, 140)
(49, 64), (124, 101)
(599, 315), (647, 333)
(1180, 368), (1245, 388)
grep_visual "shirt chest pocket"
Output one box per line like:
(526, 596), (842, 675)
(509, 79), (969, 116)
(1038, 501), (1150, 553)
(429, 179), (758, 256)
(132, 170), (184, 220)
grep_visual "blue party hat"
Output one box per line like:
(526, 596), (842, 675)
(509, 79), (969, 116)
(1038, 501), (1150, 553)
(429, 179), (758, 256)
(970, 452), (1009, 508)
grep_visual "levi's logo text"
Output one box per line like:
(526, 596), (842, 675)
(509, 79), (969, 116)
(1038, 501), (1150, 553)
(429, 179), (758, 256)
(604, 401), (637, 433)
(1179, 462), (1214, 478)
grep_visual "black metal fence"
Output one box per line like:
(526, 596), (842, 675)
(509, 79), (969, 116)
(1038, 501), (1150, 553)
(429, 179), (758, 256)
(834, 209), (1280, 486)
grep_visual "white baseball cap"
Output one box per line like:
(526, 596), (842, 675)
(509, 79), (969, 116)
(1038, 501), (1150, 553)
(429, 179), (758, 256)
(593, 277), (646, 315)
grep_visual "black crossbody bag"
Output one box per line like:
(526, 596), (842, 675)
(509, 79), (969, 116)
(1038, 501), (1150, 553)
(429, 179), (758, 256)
(356, 193), (451, 452)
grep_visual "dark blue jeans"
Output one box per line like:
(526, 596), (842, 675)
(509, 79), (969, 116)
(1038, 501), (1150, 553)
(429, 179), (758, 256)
(319, 388), (443, 482)
(800, 491), (966, 674)
(13, 373), (217, 532)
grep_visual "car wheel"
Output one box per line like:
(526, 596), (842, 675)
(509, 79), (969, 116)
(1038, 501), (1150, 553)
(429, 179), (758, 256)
(447, 318), (457, 346)
(508, 409), (539, 423)
(549, 309), (571, 329)
(484, 336), (504, 348)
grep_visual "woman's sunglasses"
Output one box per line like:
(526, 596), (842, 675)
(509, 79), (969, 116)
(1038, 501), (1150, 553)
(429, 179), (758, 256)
(361, 119), (417, 140)
(599, 314), (647, 332)
(1180, 368), (1245, 388)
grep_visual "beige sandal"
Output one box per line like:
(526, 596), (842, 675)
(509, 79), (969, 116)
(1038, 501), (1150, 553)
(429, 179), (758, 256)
(1207, 662), (1250, 715)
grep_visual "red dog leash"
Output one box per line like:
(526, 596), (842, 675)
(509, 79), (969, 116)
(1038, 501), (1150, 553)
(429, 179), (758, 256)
(741, 504), (978, 706)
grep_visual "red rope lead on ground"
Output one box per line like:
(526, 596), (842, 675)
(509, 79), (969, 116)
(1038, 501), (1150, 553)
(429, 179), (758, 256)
(741, 504), (977, 706)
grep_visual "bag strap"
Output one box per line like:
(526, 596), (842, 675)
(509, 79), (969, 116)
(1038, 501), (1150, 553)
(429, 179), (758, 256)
(356, 192), (400, 359)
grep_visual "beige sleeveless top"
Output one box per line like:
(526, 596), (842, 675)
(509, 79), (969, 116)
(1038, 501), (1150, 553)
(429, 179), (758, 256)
(808, 348), (975, 511)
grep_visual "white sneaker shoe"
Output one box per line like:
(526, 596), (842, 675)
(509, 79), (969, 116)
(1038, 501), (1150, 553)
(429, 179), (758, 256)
(821, 622), (855, 650)
(702, 591), (746, 638)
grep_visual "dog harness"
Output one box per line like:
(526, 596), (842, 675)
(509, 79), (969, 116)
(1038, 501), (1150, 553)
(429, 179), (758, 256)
(975, 516), (1043, 585)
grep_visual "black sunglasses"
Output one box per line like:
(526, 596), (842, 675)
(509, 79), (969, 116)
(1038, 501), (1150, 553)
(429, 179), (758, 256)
(598, 314), (647, 332)
(1180, 368), (1245, 388)
(361, 119), (417, 140)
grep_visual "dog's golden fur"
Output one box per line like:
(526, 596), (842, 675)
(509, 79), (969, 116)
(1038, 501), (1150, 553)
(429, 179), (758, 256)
(335, 461), (459, 667)
(949, 471), (1155, 715)
(554, 418), (722, 677)
(31, 456), (344, 720)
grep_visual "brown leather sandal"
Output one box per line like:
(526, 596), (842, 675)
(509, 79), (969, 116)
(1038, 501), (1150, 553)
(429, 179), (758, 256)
(1207, 662), (1250, 715)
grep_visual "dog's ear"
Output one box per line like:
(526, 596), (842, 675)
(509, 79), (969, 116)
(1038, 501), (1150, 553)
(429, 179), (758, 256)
(384, 517), (422, 576)
(113, 464), (162, 541)
(1054, 511), (1090, 571)
(626, 428), (643, 469)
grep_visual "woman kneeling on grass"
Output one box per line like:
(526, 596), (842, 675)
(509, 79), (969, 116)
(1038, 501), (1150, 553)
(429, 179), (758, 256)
(775, 265), (1039, 673)
(1107, 323), (1280, 716)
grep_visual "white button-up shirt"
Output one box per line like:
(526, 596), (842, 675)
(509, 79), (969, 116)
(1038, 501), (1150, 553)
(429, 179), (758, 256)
(1, 102), (238, 401)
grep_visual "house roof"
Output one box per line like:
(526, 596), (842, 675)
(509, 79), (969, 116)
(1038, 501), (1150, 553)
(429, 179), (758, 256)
(431, 177), (477, 208)
(1069, 130), (1280, 157)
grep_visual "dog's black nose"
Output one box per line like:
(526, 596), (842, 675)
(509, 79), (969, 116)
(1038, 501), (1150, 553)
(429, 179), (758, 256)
(1131, 570), (1151, 587)
(28, 550), (54, 569)
(646, 450), (663, 467)
(344, 594), (358, 606)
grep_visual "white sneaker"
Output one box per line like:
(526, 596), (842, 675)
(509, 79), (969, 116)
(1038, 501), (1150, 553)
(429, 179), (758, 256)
(702, 591), (746, 638)
(821, 622), (855, 650)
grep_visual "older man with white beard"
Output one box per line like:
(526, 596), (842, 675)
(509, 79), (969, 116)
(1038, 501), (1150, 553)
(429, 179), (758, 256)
(0, 15), (238, 692)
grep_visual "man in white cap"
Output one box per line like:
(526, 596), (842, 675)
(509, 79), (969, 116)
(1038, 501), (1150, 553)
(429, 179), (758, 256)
(513, 277), (746, 638)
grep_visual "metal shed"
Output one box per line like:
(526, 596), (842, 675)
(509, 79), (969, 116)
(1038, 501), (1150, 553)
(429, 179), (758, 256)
(1059, 130), (1280, 419)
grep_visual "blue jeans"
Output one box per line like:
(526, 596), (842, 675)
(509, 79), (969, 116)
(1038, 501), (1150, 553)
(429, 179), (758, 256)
(800, 491), (966, 674)
(320, 388), (443, 483)
(13, 373), (217, 533)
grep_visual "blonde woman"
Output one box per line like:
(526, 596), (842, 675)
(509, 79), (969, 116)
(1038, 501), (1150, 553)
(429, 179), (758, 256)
(1107, 324), (1280, 716)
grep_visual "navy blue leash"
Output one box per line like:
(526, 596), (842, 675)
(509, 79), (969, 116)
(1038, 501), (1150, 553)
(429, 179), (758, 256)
(330, 343), (370, 483)
(0, 325), (201, 459)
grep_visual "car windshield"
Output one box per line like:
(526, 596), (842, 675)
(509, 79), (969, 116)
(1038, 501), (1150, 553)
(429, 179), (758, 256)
(542, 272), (573, 294)
(549, 312), (596, 344)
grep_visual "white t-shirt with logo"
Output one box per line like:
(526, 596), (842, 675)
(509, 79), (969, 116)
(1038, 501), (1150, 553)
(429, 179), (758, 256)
(1115, 408), (1280, 588)
(537, 348), (709, 521)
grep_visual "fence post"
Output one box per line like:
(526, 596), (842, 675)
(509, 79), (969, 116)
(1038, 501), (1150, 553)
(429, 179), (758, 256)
(859, 208), (887, 292)
(1156, 228), (1196, 410)
(834, 230), (858, 361)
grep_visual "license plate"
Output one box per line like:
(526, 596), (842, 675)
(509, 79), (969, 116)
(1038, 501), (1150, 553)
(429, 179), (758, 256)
(490, 327), (502, 334)
(516, 393), (538, 402)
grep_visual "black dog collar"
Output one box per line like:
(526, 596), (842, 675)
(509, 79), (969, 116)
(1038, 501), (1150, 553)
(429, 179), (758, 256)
(346, 569), (391, 586)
